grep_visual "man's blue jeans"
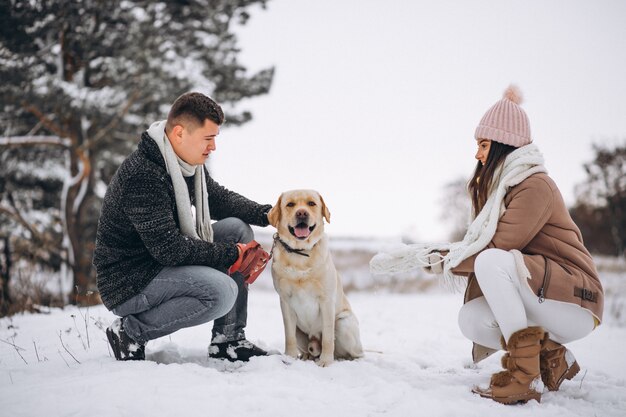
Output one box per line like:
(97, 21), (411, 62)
(111, 218), (253, 344)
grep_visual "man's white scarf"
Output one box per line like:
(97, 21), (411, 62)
(147, 120), (213, 242)
(370, 143), (546, 287)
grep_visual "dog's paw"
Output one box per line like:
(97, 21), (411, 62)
(285, 348), (299, 359)
(316, 354), (334, 367)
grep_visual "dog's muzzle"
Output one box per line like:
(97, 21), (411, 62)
(289, 223), (316, 240)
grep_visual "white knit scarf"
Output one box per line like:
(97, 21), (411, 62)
(147, 120), (213, 242)
(370, 143), (547, 288)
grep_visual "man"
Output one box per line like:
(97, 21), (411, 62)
(94, 92), (272, 362)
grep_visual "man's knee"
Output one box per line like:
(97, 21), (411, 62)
(204, 274), (238, 318)
(182, 267), (237, 316)
(216, 217), (254, 244)
(239, 221), (254, 244)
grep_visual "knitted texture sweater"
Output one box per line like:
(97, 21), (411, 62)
(94, 133), (272, 309)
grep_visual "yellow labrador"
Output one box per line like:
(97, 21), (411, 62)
(268, 190), (363, 367)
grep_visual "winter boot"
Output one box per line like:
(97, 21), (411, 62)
(208, 339), (268, 362)
(106, 318), (145, 361)
(473, 326), (545, 404)
(540, 337), (580, 391)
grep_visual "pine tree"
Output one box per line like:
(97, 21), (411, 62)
(0, 0), (274, 306)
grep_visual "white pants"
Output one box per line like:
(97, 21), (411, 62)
(458, 248), (595, 349)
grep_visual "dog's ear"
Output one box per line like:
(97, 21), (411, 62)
(267, 194), (282, 227)
(319, 194), (331, 224)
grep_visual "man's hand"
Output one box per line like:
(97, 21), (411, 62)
(422, 252), (444, 275)
(228, 240), (270, 284)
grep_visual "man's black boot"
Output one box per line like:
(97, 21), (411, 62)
(208, 339), (268, 362)
(106, 318), (146, 361)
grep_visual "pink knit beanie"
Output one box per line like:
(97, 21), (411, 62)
(474, 85), (531, 147)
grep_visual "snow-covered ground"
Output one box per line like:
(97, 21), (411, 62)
(1, 285), (625, 417)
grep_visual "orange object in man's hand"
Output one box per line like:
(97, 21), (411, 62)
(228, 240), (270, 284)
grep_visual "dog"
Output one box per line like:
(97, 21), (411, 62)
(268, 190), (363, 367)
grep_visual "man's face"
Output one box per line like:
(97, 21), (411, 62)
(170, 119), (219, 165)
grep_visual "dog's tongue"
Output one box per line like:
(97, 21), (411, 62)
(294, 225), (311, 238)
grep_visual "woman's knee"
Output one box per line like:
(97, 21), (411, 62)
(474, 248), (518, 286)
(475, 248), (506, 275)
(458, 298), (502, 348)
(458, 300), (482, 341)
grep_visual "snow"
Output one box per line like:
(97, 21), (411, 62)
(1, 287), (625, 417)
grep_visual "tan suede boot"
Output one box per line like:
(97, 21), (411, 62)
(540, 338), (580, 391)
(473, 326), (545, 404)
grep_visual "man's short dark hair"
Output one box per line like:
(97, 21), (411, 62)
(166, 92), (225, 131)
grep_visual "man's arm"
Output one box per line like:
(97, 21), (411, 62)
(122, 173), (239, 269)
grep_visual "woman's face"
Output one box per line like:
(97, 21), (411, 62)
(475, 139), (491, 165)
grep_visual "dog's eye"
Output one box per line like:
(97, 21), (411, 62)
(286, 202), (295, 207)
(307, 201), (316, 207)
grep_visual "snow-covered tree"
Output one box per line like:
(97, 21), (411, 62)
(571, 141), (626, 256)
(0, 0), (274, 306)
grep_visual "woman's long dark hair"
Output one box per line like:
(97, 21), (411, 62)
(468, 140), (517, 217)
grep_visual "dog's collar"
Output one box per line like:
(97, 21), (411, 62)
(272, 233), (310, 258)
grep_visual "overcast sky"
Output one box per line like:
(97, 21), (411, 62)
(207, 0), (626, 242)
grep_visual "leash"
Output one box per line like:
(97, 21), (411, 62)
(272, 233), (310, 258)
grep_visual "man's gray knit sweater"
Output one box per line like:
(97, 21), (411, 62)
(94, 133), (272, 310)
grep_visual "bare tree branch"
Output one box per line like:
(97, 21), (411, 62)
(0, 203), (46, 244)
(0, 136), (71, 147)
(0, 192), (63, 260)
(21, 103), (72, 140)
(26, 120), (45, 136)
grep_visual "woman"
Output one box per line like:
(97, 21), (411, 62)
(371, 86), (603, 405)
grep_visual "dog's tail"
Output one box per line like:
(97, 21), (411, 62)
(307, 336), (321, 358)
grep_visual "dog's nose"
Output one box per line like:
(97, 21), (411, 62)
(295, 209), (308, 219)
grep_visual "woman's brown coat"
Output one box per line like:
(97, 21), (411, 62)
(452, 172), (603, 326)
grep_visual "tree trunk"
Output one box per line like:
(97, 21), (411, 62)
(57, 31), (99, 306)
(68, 187), (100, 306)
(71, 153), (101, 306)
(63, 116), (99, 306)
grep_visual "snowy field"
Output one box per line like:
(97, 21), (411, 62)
(1, 282), (625, 417)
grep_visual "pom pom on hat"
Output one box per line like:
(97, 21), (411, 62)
(503, 85), (523, 105)
(474, 84), (531, 147)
